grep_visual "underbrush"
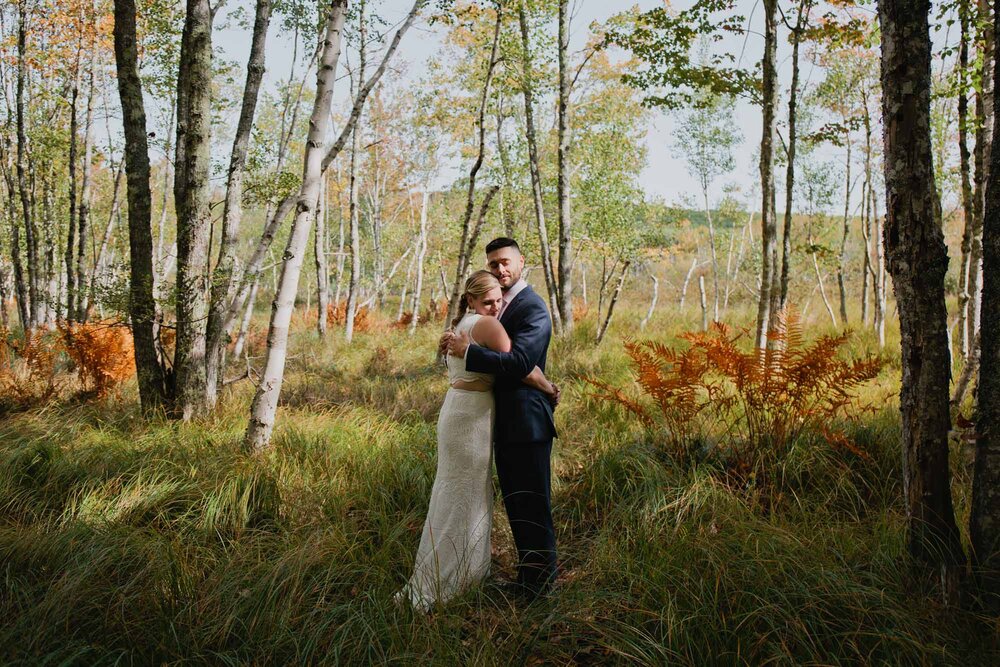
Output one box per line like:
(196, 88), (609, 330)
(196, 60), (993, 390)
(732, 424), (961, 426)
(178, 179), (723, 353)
(0, 310), (996, 664)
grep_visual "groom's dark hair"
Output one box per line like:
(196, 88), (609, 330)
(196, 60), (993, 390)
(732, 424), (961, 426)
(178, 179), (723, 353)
(485, 237), (520, 254)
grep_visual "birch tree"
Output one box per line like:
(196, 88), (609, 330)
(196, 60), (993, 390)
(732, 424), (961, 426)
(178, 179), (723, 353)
(246, 0), (349, 452)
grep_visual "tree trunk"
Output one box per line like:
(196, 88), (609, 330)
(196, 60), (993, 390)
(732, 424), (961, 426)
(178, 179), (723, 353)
(958, 0), (975, 357)
(699, 274), (708, 332)
(680, 256), (698, 309)
(2, 144), (29, 330)
(245, 0), (349, 452)
(965, 0), (993, 378)
(878, 0), (966, 599)
(779, 0), (806, 311)
(205, 0), (272, 409)
(556, 0), (573, 332)
(445, 5), (503, 327)
(315, 175), (329, 336)
(233, 277), (258, 358)
(15, 0), (39, 328)
(66, 47), (81, 322)
(640, 273), (658, 330)
(87, 159), (125, 318)
(517, 1), (562, 330)
(172, 0), (214, 420)
(755, 0), (779, 350)
(113, 0), (171, 411)
(837, 138), (853, 324)
(972, 0), (1000, 600)
(344, 29), (364, 344)
(703, 187), (720, 321)
(154, 97), (176, 301)
(596, 259), (629, 344)
(41, 169), (57, 326)
(76, 50), (96, 322)
(410, 190), (428, 335)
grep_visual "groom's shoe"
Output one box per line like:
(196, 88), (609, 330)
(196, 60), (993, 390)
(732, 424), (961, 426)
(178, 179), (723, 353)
(491, 580), (531, 604)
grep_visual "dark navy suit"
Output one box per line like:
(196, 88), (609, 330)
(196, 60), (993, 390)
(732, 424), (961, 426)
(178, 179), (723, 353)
(464, 285), (557, 593)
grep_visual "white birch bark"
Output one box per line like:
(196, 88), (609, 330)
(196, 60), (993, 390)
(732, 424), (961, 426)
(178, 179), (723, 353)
(245, 1), (348, 452)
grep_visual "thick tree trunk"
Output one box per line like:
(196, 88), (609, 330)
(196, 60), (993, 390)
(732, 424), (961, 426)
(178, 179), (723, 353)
(556, 0), (573, 332)
(445, 5), (503, 327)
(755, 0), (779, 349)
(517, 2), (562, 330)
(245, 0), (349, 452)
(879, 0), (966, 598)
(205, 0), (272, 409)
(113, 0), (171, 411)
(172, 0), (215, 420)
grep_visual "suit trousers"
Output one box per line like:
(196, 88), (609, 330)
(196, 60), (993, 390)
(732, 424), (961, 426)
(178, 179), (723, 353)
(494, 439), (557, 593)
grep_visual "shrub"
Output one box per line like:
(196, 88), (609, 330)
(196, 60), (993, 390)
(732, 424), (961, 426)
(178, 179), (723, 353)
(587, 315), (884, 491)
(58, 321), (136, 398)
(326, 301), (372, 332)
(0, 327), (61, 411)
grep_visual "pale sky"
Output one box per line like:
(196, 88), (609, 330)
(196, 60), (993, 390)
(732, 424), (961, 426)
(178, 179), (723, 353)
(211, 0), (861, 212)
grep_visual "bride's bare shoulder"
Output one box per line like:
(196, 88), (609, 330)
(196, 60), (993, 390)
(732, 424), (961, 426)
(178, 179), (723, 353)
(471, 316), (511, 353)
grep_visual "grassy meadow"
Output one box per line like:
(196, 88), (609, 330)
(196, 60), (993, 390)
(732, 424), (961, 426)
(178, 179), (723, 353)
(1, 277), (997, 665)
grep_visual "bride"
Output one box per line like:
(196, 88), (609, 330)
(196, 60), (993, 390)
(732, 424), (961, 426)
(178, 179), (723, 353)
(398, 270), (557, 611)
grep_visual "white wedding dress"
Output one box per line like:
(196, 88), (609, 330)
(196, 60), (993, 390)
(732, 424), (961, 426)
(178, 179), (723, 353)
(399, 313), (494, 610)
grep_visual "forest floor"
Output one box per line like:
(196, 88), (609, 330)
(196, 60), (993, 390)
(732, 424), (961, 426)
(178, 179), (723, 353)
(1, 301), (998, 664)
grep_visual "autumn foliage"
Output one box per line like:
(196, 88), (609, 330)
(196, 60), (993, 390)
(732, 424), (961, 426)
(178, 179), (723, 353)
(587, 315), (884, 487)
(326, 302), (372, 332)
(58, 321), (136, 397)
(0, 327), (60, 411)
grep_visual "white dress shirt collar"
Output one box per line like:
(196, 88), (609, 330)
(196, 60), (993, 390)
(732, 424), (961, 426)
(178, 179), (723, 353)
(500, 278), (528, 317)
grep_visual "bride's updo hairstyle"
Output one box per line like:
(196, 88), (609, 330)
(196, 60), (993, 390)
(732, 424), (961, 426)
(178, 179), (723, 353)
(452, 270), (501, 328)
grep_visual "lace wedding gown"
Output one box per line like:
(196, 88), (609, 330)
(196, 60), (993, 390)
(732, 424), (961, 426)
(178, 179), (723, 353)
(399, 313), (494, 610)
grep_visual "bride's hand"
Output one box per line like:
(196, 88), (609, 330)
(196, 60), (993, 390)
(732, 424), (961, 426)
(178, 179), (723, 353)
(438, 331), (454, 356)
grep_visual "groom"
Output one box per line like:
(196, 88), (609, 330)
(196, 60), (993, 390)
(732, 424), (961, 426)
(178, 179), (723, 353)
(442, 237), (558, 598)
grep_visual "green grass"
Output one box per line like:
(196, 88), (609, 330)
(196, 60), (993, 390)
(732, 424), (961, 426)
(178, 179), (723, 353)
(0, 300), (996, 665)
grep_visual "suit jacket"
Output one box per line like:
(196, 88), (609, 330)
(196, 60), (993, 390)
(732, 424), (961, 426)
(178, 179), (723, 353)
(465, 285), (557, 444)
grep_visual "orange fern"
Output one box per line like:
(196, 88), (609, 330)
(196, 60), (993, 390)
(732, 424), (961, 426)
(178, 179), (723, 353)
(587, 315), (884, 487)
(58, 321), (136, 397)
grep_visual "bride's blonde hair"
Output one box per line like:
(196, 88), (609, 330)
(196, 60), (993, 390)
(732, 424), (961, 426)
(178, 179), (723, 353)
(452, 270), (500, 328)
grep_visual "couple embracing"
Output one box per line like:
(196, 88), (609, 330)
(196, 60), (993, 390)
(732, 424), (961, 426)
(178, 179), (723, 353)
(397, 237), (560, 611)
